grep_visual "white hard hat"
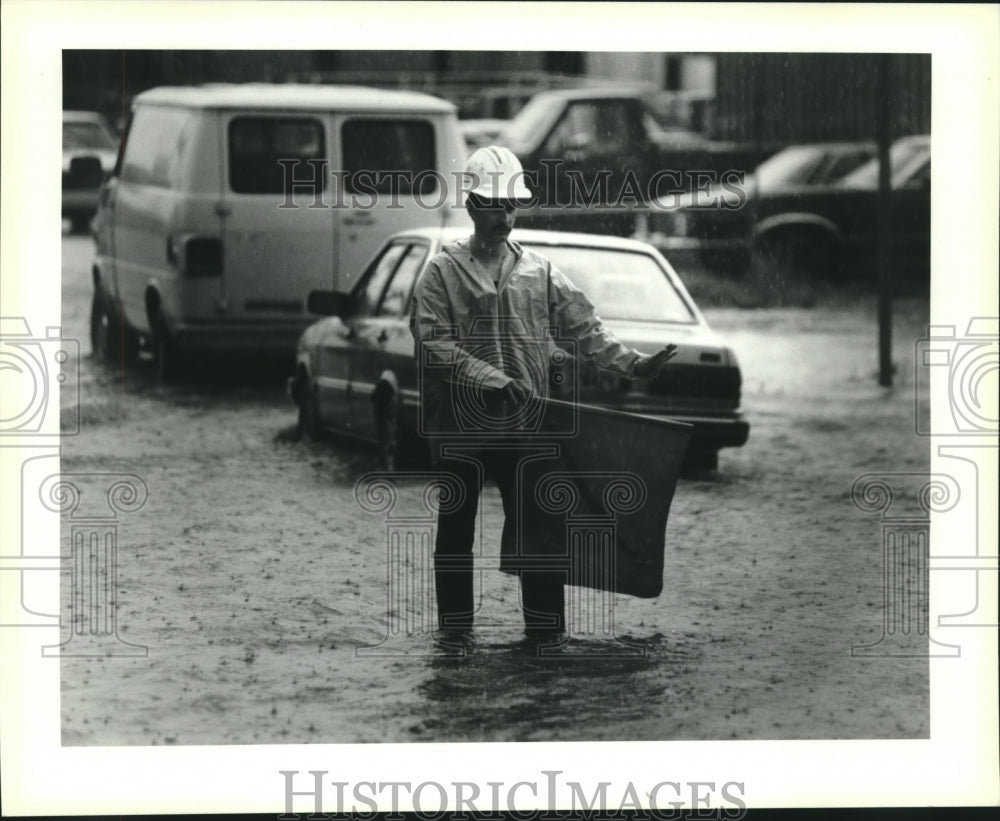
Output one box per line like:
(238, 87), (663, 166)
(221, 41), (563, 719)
(464, 145), (533, 203)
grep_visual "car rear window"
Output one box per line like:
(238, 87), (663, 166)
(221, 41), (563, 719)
(63, 120), (117, 151)
(531, 245), (697, 324)
(229, 117), (326, 194)
(342, 120), (436, 195)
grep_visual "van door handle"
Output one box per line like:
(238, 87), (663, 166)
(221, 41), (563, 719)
(343, 213), (375, 226)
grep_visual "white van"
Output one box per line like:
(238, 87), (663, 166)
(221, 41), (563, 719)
(90, 83), (469, 373)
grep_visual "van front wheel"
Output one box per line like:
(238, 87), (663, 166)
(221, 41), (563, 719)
(151, 316), (184, 382)
(374, 392), (404, 472)
(297, 389), (321, 443)
(90, 288), (122, 364)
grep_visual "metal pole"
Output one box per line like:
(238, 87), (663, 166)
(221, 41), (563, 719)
(876, 55), (894, 387)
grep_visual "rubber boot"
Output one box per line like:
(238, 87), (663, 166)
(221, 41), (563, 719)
(520, 570), (566, 638)
(435, 567), (475, 633)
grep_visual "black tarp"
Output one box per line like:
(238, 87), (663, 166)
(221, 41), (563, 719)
(468, 399), (693, 598)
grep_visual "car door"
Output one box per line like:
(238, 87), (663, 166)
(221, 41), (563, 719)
(220, 112), (336, 320)
(313, 241), (407, 434)
(347, 241), (429, 440)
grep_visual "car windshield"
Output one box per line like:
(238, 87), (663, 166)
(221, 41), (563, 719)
(496, 96), (561, 153)
(526, 244), (697, 323)
(63, 120), (117, 151)
(836, 138), (929, 189)
(754, 146), (828, 189)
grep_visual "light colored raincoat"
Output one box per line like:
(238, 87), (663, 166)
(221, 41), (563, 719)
(410, 237), (643, 457)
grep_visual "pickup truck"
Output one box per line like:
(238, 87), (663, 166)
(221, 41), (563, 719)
(496, 87), (771, 236)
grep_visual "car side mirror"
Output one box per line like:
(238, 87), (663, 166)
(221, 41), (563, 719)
(307, 290), (353, 317)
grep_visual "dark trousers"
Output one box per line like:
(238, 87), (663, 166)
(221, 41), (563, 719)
(435, 450), (565, 634)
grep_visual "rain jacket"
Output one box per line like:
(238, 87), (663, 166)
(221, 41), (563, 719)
(410, 237), (643, 457)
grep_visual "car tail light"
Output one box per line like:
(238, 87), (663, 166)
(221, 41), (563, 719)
(186, 238), (223, 277)
(169, 236), (224, 277)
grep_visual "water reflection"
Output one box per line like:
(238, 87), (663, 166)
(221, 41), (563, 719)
(416, 633), (692, 742)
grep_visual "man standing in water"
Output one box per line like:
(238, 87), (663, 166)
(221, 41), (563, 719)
(410, 146), (676, 643)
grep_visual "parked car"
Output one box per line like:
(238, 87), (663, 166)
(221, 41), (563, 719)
(62, 110), (119, 233)
(495, 86), (770, 236)
(290, 226), (750, 472)
(647, 140), (877, 270)
(647, 136), (929, 284)
(89, 83), (468, 375)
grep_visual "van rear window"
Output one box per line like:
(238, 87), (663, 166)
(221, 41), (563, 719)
(342, 120), (436, 195)
(229, 117), (326, 194)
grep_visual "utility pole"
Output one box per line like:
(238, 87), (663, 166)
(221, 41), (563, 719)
(876, 55), (894, 387)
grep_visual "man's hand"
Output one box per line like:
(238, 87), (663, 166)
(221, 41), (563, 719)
(633, 345), (678, 379)
(501, 377), (535, 407)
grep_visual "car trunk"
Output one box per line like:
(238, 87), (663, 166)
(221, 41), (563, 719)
(550, 320), (743, 417)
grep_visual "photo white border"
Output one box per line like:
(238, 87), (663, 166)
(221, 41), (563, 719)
(1, 1), (997, 814)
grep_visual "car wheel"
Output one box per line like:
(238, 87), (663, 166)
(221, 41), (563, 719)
(156, 335), (179, 381)
(375, 397), (403, 472)
(151, 315), (184, 382)
(752, 230), (836, 286)
(375, 392), (403, 472)
(90, 288), (120, 363)
(297, 386), (321, 443)
(150, 308), (187, 382)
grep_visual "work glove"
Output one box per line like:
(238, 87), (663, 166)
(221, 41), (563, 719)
(633, 345), (678, 379)
(501, 377), (536, 408)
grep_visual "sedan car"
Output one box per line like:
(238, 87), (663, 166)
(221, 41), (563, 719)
(63, 110), (119, 233)
(646, 140), (877, 272)
(290, 227), (749, 472)
(747, 135), (930, 284)
(647, 136), (929, 285)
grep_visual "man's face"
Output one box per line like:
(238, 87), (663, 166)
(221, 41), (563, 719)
(467, 197), (517, 243)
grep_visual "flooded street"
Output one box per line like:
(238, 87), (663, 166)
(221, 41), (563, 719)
(56, 231), (930, 745)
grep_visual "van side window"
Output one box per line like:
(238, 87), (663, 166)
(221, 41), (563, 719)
(378, 244), (428, 317)
(121, 107), (189, 188)
(229, 117), (326, 195)
(342, 120), (436, 195)
(355, 243), (407, 317)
